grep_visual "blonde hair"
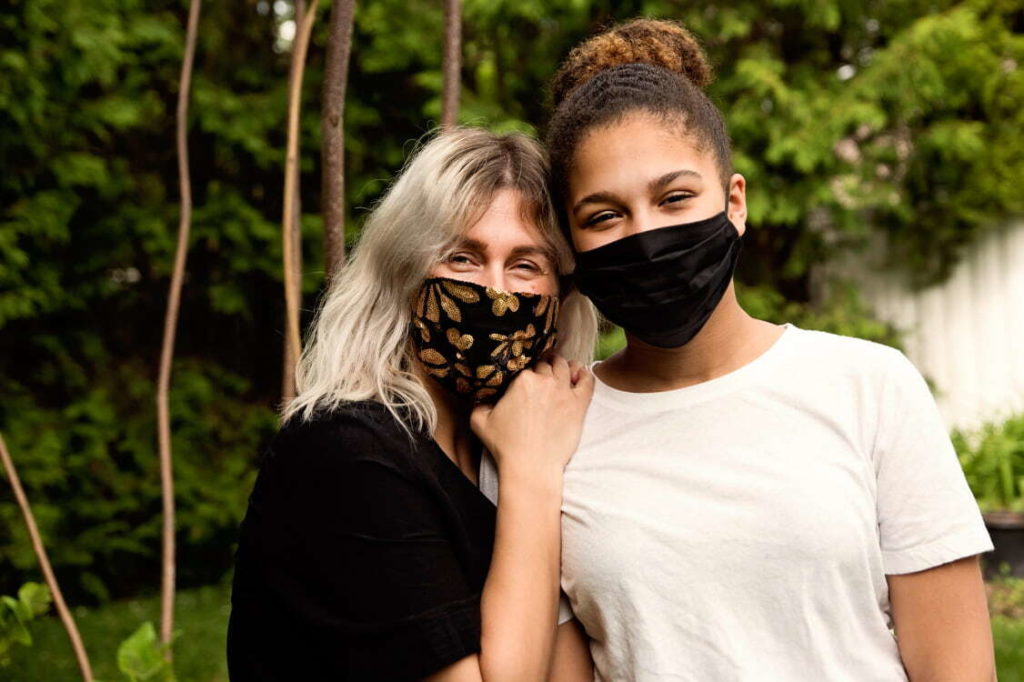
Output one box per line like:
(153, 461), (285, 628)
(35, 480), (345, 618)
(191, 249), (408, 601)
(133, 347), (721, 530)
(284, 127), (598, 433)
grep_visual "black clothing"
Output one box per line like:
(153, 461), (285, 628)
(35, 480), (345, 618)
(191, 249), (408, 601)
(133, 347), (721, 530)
(227, 402), (497, 681)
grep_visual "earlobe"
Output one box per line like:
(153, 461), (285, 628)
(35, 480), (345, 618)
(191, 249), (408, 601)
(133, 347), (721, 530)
(727, 173), (748, 237)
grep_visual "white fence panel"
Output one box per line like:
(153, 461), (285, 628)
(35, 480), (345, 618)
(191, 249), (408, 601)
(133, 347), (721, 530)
(834, 221), (1024, 431)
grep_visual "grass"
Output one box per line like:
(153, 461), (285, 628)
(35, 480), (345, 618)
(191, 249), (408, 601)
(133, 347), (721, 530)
(6, 582), (230, 682)
(6, 577), (1024, 681)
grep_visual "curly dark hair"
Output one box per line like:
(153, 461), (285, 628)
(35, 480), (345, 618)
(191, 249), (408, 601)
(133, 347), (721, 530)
(546, 18), (733, 216)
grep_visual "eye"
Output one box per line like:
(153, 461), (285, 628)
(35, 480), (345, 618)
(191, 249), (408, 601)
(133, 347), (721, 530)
(511, 260), (542, 273)
(582, 211), (618, 228)
(443, 252), (478, 267)
(660, 192), (694, 206)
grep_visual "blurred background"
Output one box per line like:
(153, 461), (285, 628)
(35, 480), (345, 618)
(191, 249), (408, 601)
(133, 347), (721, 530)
(1, 0), (1023, 679)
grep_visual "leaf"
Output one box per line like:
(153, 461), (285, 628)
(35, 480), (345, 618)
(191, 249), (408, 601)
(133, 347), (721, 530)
(116, 622), (170, 681)
(18, 582), (52, 618)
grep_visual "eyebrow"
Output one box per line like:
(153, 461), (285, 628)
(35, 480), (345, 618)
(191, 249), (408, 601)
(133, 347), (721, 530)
(648, 169), (702, 194)
(455, 238), (556, 264)
(571, 168), (704, 215)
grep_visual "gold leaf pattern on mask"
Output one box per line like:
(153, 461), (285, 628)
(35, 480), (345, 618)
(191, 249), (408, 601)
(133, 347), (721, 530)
(416, 284), (442, 323)
(440, 295), (461, 322)
(486, 287), (520, 316)
(489, 324), (537, 361)
(412, 317), (431, 342)
(442, 280), (481, 303)
(411, 278), (559, 403)
(419, 348), (447, 366)
(534, 295), (559, 334)
(446, 328), (473, 351)
(506, 356), (526, 372)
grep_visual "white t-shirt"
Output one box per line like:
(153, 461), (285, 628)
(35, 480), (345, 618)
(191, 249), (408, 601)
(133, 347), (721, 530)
(480, 324), (992, 681)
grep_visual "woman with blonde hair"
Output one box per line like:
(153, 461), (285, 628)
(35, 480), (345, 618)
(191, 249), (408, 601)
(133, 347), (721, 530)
(499, 17), (995, 681)
(227, 128), (597, 680)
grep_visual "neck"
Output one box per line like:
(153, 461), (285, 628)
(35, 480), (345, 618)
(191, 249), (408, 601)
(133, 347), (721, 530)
(598, 281), (783, 392)
(421, 368), (479, 479)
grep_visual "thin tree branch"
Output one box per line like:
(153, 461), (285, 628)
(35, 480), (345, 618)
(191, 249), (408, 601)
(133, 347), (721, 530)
(0, 434), (93, 682)
(441, 0), (461, 130)
(282, 0), (321, 403)
(283, 0), (307, 400)
(321, 0), (356, 282)
(156, 0), (201, 655)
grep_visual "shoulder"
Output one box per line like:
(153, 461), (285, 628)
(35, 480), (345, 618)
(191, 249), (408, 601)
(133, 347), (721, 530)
(782, 325), (912, 382)
(265, 400), (425, 482)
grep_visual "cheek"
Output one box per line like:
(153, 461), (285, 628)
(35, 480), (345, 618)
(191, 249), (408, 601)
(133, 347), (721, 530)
(571, 228), (620, 253)
(526, 272), (559, 297)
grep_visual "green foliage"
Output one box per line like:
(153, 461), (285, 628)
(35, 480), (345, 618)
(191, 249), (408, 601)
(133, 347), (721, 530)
(113, 622), (175, 682)
(955, 414), (1024, 512)
(0, 582), (52, 666)
(990, 575), (1024, 619)
(6, 584), (228, 681)
(1, 0), (1019, 601)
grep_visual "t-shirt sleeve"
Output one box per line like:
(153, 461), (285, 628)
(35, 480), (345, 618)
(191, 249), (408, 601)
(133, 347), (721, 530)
(871, 349), (993, 575)
(254, 417), (481, 679)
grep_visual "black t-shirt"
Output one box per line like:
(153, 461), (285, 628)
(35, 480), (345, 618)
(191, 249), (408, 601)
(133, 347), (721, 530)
(227, 401), (497, 680)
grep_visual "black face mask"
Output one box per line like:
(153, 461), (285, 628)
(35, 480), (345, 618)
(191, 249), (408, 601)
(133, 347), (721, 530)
(410, 277), (559, 402)
(573, 211), (742, 348)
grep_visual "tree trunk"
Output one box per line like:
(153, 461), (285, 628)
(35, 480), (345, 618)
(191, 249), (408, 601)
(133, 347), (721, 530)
(281, 0), (321, 403)
(0, 434), (94, 681)
(321, 0), (356, 283)
(441, 0), (461, 129)
(156, 0), (201, 657)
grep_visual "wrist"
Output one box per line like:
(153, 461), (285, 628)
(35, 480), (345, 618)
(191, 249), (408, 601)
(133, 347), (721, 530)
(496, 459), (564, 498)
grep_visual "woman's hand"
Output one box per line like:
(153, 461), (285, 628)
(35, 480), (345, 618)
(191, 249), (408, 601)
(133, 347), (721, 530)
(470, 356), (594, 484)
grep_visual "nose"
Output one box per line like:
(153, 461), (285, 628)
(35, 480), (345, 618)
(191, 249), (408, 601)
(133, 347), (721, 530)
(478, 263), (513, 292)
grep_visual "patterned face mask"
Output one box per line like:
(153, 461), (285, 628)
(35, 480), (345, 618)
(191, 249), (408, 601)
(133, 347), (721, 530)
(410, 277), (559, 402)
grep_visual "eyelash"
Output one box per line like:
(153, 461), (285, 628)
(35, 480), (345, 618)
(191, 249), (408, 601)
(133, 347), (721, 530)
(582, 192), (694, 227)
(445, 254), (542, 272)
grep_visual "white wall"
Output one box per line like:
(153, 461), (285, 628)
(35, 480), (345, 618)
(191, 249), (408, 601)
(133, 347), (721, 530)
(837, 220), (1024, 431)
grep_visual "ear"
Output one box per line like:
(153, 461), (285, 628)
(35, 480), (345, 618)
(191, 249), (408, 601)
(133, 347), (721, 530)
(726, 173), (748, 237)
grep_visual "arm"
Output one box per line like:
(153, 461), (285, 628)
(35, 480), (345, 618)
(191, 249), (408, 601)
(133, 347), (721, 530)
(427, 357), (595, 682)
(888, 555), (995, 682)
(548, 619), (594, 682)
(426, 620), (593, 682)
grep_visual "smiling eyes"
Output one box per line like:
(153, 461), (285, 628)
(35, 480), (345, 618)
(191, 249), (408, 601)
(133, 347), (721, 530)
(582, 191), (695, 228)
(444, 252), (546, 274)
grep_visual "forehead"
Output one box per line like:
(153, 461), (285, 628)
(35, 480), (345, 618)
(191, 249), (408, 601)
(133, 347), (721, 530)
(570, 114), (717, 193)
(456, 189), (553, 257)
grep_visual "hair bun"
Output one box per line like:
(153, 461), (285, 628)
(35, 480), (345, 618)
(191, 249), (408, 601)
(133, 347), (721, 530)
(551, 18), (713, 108)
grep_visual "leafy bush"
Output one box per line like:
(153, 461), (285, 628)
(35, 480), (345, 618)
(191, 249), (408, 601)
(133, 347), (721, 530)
(955, 414), (1024, 512)
(0, 362), (277, 603)
(0, 582), (51, 666)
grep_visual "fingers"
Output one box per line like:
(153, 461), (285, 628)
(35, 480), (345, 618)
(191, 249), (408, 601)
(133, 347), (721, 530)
(572, 364), (595, 398)
(533, 356), (554, 376)
(550, 354), (571, 383)
(469, 403), (492, 435)
(568, 360), (583, 385)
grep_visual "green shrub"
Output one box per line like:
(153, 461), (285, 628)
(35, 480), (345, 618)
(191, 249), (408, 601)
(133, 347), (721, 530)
(955, 414), (1024, 512)
(0, 363), (277, 603)
(0, 582), (51, 666)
